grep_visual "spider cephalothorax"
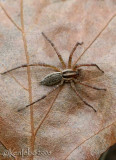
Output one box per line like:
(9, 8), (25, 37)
(1, 32), (106, 112)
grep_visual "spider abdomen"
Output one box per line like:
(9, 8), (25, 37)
(40, 72), (62, 86)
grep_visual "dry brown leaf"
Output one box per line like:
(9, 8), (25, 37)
(0, 0), (116, 160)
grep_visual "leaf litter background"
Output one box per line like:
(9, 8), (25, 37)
(0, 0), (116, 160)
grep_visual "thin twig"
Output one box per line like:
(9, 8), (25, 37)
(0, 2), (22, 32)
(20, 1), (34, 160)
(8, 73), (28, 91)
(0, 140), (16, 160)
(34, 86), (63, 137)
(1, 64), (28, 91)
(73, 13), (116, 67)
(64, 120), (116, 160)
(0, 2), (28, 91)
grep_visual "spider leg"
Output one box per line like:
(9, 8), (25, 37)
(1, 63), (61, 74)
(72, 14), (116, 68)
(74, 63), (104, 73)
(42, 32), (66, 69)
(18, 80), (64, 112)
(75, 80), (106, 91)
(70, 81), (96, 112)
(68, 42), (83, 68)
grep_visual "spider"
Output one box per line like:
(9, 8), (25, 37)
(1, 32), (106, 112)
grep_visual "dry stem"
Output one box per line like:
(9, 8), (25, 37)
(64, 120), (116, 159)
(20, 0), (34, 160)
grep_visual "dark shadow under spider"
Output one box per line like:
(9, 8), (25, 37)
(1, 32), (106, 112)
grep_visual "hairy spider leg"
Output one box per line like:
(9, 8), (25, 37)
(72, 14), (116, 68)
(42, 32), (66, 69)
(75, 80), (106, 91)
(18, 80), (64, 111)
(70, 81), (96, 112)
(73, 64), (104, 73)
(1, 63), (61, 74)
(68, 42), (83, 68)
